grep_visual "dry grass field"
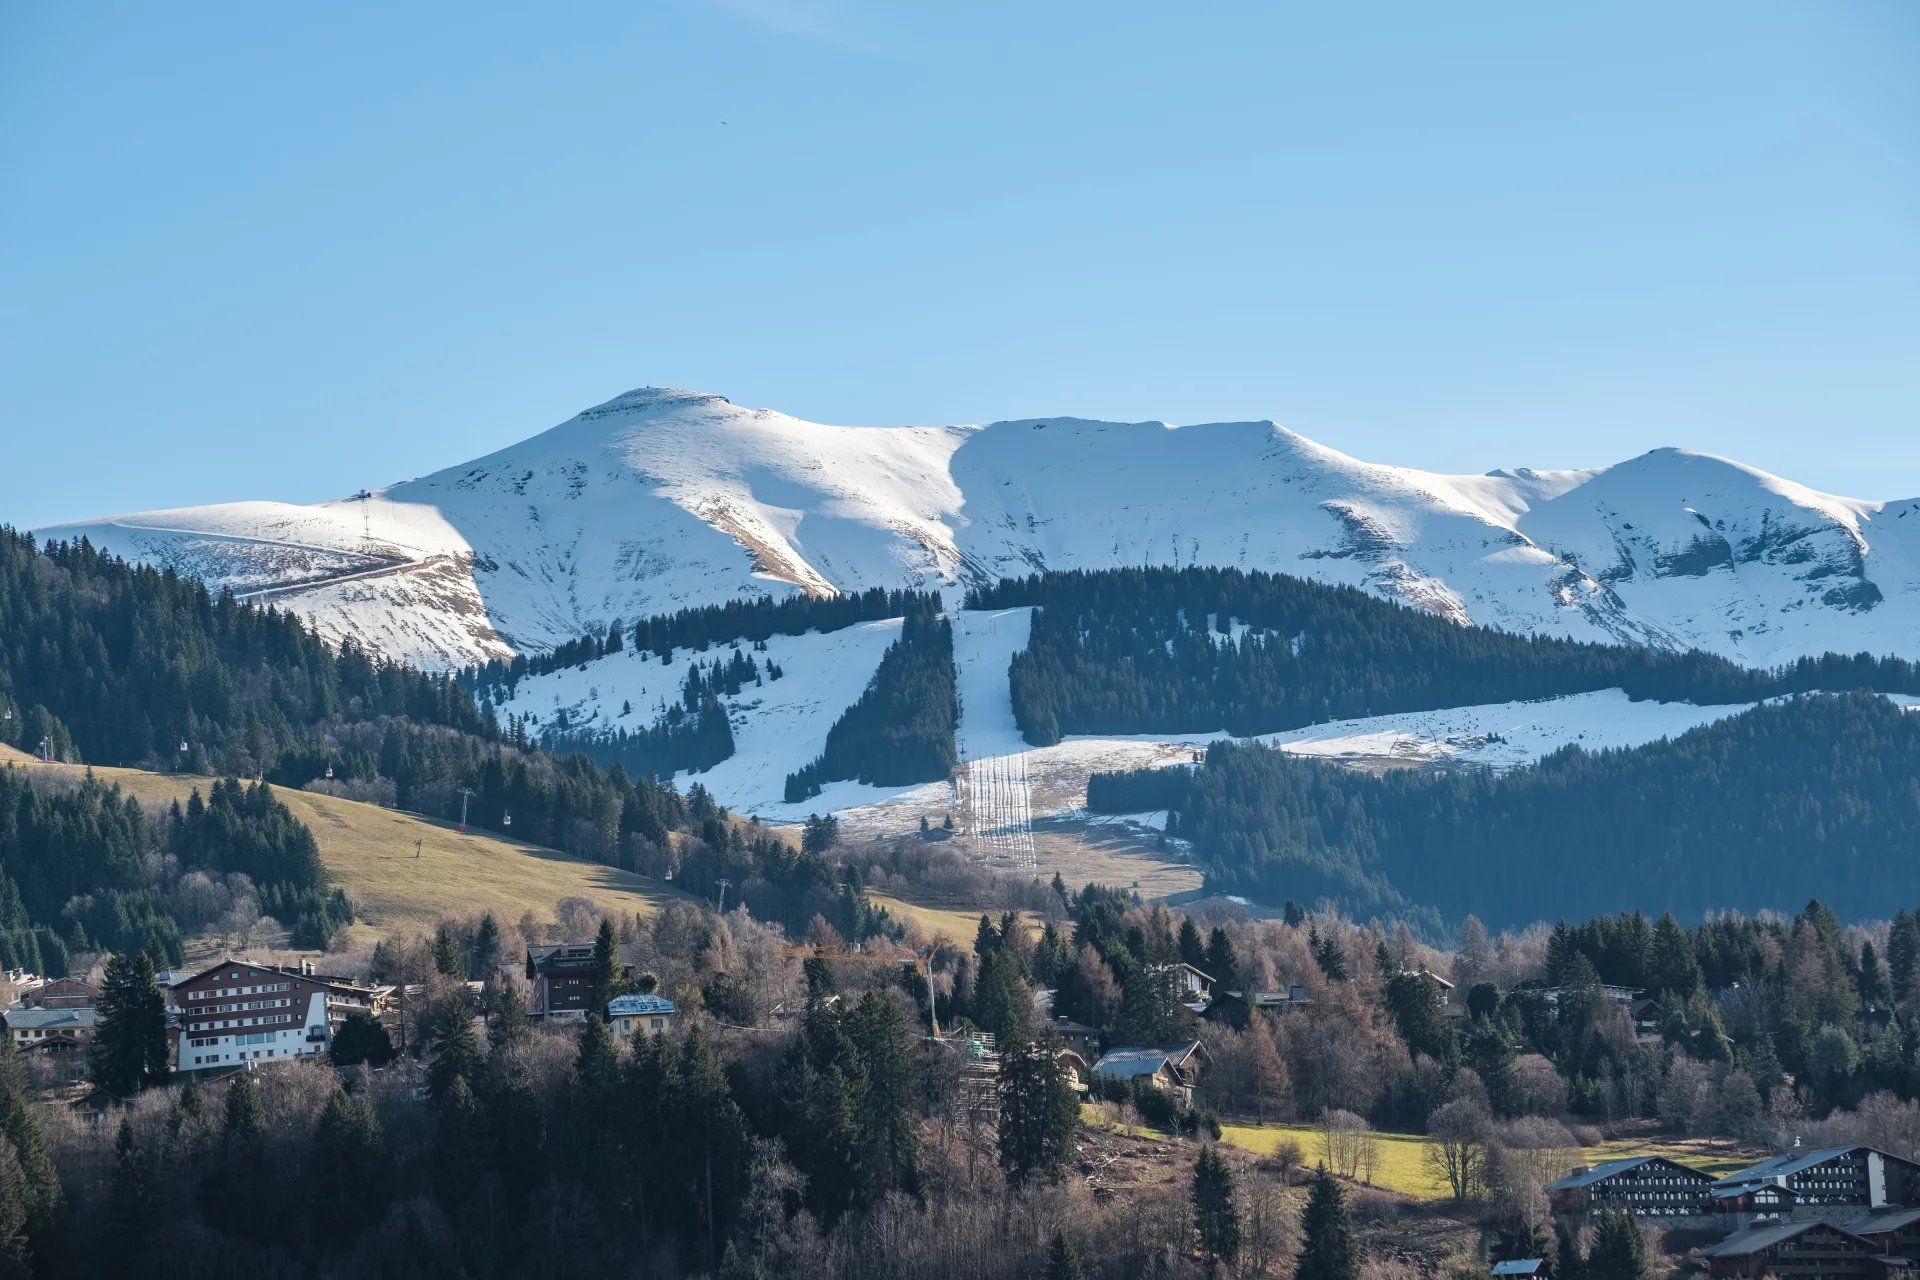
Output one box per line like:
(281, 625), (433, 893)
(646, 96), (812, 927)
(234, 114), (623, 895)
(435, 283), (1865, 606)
(5, 758), (689, 948)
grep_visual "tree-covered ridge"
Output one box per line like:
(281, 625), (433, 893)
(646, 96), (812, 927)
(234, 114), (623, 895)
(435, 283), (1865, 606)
(784, 605), (958, 802)
(461, 586), (938, 699)
(970, 566), (1920, 745)
(0, 769), (352, 972)
(0, 527), (895, 946)
(1089, 692), (1920, 928)
(0, 528), (487, 771)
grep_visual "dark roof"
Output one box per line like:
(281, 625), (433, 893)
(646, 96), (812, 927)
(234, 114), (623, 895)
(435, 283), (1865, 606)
(1548, 1155), (1709, 1191)
(1702, 1219), (1870, 1259)
(527, 944), (597, 974)
(1714, 1145), (1917, 1190)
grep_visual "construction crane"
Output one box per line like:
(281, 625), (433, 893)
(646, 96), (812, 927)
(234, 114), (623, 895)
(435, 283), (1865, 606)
(783, 945), (941, 1040)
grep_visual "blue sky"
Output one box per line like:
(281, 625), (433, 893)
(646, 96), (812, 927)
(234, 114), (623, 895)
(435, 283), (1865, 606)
(2, 1), (1915, 527)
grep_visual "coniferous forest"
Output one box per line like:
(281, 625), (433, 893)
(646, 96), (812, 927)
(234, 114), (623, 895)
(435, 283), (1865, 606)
(0, 530), (894, 947)
(972, 567), (1920, 745)
(784, 604), (958, 801)
(1089, 691), (1920, 928)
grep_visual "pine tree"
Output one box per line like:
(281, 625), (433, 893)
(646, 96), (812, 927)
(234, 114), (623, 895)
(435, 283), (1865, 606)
(1193, 1144), (1241, 1270)
(1178, 917), (1206, 970)
(469, 913), (504, 980)
(432, 925), (463, 977)
(1298, 1166), (1359, 1280)
(588, 917), (625, 1014)
(488, 983), (531, 1056)
(998, 1036), (1078, 1187)
(311, 1088), (385, 1246)
(428, 998), (482, 1099)
(1204, 926), (1242, 993)
(1585, 1211), (1644, 1280)
(1042, 1231), (1085, 1280)
(90, 951), (168, 1097)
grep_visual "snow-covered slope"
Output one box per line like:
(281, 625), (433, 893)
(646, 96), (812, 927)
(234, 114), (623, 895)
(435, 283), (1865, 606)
(41, 386), (1920, 669)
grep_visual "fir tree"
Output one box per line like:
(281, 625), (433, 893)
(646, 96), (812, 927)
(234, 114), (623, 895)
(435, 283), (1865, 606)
(432, 925), (463, 977)
(1297, 1166), (1359, 1280)
(1585, 1211), (1644, 1280)
(428, 998), (482, 1099)
(588, 917), (625, 1014)
(469, 913), (504, 980)
(998, 1036), (1078, 1187)
(90, 951), (168, 1097)
(311, 1089), (385, 1247)
(0, 1037), (59, 1246)
(1192, 1144), (1241, 1271)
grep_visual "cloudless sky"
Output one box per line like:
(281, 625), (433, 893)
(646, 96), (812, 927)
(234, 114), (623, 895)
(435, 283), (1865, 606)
(2, 1), (1916, 527)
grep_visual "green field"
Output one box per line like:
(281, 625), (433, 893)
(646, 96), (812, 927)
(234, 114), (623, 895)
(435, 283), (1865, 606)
(1221, 1122), (1765, 1202)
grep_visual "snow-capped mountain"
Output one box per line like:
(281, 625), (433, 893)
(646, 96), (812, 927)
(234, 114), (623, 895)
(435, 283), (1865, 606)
(40, 387), (1920, 670)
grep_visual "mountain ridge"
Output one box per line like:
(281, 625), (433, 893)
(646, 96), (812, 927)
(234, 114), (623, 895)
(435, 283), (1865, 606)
(39, 386), (1920, 670)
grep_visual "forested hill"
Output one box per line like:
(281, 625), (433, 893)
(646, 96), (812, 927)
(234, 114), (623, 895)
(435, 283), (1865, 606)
(0, 529), (896, 948)
(0, 527), (486, 770)
(1088, 692), (1920, 929)
(972, 567), (1920, 745)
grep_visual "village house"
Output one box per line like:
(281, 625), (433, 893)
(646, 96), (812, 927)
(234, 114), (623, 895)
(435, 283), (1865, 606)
(174, 957), (377, 1072)
(606, 993), (676, 1037)
(1091, 1042), (1205, 1106)
(1548, 1155), (1716, 1219)
(4, 1005), (96, 1057)
(1489, 1261), (1545, 1279)
(526, 943), (598, 1018)
(1203, 986), (1312, 1030)
(1712, 1147), (1920, 1212)
(1046, 1015), (1100, 1059)
(19, 976), (97, 1009)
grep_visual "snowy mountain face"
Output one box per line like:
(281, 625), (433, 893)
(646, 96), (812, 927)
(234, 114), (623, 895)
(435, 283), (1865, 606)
(40, 387), (1920, 671)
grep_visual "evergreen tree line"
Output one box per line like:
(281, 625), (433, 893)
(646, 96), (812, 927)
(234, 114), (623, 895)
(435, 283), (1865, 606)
(538, 649), (769, 780)
(0, 529), (489, 772)
(784, 604), (958, 802)
(1088, 692), (1920, 929)
(459, 586), (937, 698)
(0, 769), (352, 971)
(0, 529), (897, 940)
(968, 566), (1920, 745)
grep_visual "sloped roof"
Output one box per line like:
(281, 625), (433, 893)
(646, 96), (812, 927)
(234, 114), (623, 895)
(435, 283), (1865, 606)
(1702, 1219), (1868, 1259)
(1712, 1145), (1901, 1189)
(607, 993), (676, 1017)
(1548, 1155), (1709, 1191)
(1491, 1261), (1544, 1276)
(1093, 1042), (1201, 1079)
(3, 1007), (96, 1031)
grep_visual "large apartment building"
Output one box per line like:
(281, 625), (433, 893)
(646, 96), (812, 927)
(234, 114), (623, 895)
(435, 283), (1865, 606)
(174, 958), (376, 1072)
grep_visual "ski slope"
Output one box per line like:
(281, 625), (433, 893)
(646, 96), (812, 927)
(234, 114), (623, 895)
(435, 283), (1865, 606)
(44, 386), (1920, 671)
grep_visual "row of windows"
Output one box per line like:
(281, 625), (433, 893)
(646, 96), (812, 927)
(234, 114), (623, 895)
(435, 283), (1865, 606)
(190, 981), (293, 1000)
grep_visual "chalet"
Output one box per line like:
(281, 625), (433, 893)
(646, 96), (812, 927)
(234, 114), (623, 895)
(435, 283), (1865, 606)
(1172, 963), (1213, 1006)
(1047, 1016), (1100, 1059)
(1547, 1155), (1715, 1218)
(1713, 1146), (1920, 1211)
(1054, 1048), (1092, 1093)
(19, 977), (97, 1009)
(1092, 1042), (1205, 1106)
(606, 993), (676, 1037)
(1490, 1262), (1545, 1279)
(1204, 987), (1311, 1030)
(1700, 1219), (1891, 1279)
(4, 1006), (96, 1052)
(526, 944), (598, 1018)
(1403, 969), (1456, 1006)
(173, 957), (377, 1072)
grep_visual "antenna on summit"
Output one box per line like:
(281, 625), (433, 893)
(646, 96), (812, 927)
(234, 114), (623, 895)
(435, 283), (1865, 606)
(351, 489), (373, 545)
